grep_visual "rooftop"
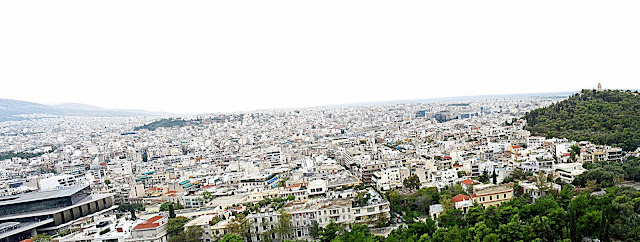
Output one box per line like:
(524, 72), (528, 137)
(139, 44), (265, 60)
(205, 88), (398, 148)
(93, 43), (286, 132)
(452, 194), (471, 203)
(0, 185), (88, 207)
(133, 215), (165, 230)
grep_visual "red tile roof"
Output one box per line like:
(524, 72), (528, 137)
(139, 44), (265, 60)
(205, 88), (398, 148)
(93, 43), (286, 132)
(461, 179), (474, 186)
(286, 183), (302, 189)
(452, 194), (471, 203)
(134, 215), (165, 230)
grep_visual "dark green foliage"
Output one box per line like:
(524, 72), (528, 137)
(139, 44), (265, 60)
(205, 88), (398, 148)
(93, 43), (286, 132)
(309, 220), (321, 239)
(130, 206), (137, 220)
(525, 89), (640, 151)
(403, 174), (421, 190)
(333, 224), (383, 242)
(386, 219), (436, 242)
(168, 217), (189, 238)
(437, 209), (466, 228)
(0, 151), (45, 161)
(168, 203), (175, 218)
(219, 234), (244, 242)
(134, 118), (195, 131)
(160, 201), (184, 212)
(386, 187), (440, 221)
(337, 177), (640, 242)
(572, 156), (640, 187)
(117, 203), (144, 212)
(142, 151), (148, 162)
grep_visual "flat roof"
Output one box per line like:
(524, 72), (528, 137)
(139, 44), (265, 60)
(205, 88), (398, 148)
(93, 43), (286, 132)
(0, 193), (114, 221)
(0, 219), (54, 239)
(0, 185), (88, 207)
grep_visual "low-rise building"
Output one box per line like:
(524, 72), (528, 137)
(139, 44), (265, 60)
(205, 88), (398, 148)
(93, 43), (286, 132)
(471, 183), (514, 208)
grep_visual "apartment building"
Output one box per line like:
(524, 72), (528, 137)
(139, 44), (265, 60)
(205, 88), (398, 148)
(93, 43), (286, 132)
(471, 183), (514, 208)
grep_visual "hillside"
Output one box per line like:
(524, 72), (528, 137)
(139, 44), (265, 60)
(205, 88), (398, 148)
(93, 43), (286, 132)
(0, 98), (170, 121)
(134, 118), (194, 131)
(0, 98), (63, 121)
(524, 89), (640, 151)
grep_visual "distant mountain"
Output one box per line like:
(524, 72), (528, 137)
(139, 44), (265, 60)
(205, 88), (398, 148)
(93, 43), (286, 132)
(0, 99), (172, 122)
(524, 89), (640, 151)
(53, 103), (174, 117)
(0, 99), (63, 121)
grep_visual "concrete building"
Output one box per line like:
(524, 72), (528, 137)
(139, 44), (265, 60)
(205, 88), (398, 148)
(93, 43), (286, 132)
(471, 183), (514, 208)
(0, 186), (116, 241)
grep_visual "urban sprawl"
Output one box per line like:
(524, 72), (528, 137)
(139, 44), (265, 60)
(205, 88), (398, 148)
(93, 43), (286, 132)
(0, 96), (632, 241)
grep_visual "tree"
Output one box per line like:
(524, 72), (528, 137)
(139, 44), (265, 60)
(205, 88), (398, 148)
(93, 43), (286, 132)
(334, 224), (381, 242)
(130, 206), (137, 220)
(440, 194), (454, 210)
(168, 217), (189, 237)
(168, 234), (186, 242)
(534, 171), (552, 194)
(227, 215), (252, 241)
(437, 209), (466, 228)
(320, 221), (344, 242)
(184, 226), (205, 242)
(31, 234), (52, 242)
(492, 170), (497, 184)
(169, 203), (176, 218)
(104, 179), (111, 186)
(403, 174), (421, 190)
(275, 209), (293, 240)
(202, 191), (214, 203)
(219, 234), (244, 242)
(355, 191), (371, 207)
(375, 212), (388, 228)
(160, 201), (173, 211)
(479, 169), (489, 183)
(570, 145), (581, 154)
(525, 89), (640, 151)
(309, 220), (321, 239)
(511, 168), (525, 180)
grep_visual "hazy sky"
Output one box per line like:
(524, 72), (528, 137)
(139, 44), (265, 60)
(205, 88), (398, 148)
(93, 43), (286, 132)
(1, 1), (639, 114)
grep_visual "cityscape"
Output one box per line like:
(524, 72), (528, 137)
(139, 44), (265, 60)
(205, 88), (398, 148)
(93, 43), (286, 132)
(2, 1), (640, 241)
(1, 86), (639, 241)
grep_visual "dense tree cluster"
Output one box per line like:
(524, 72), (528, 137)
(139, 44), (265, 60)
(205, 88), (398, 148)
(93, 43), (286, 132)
(134, 118), (193, 131)
(308, 184), (640, 242)
(160, 201), (184, 212)
(525, 89), (640, 151)
(0, 151), (46, 160)
(573, 156), (640, 187)
(386, 185), (469, 222)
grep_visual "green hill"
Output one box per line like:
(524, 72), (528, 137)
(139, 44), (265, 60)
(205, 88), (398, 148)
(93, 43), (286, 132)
(134, 118), (193, 131)
(524, 89), (640, 151)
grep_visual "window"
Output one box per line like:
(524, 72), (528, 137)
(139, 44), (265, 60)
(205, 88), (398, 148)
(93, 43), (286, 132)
(503, 194), (506, 198)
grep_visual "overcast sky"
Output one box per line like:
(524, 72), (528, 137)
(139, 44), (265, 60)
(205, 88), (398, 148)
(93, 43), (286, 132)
(1, 1), (639, 114)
